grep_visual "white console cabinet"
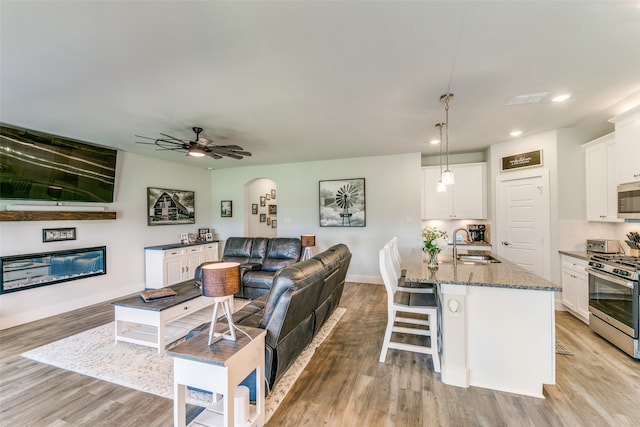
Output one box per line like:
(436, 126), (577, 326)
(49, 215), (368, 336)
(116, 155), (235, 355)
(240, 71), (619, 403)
(422, 162), (487, 220)
(561, 254), (589, 324)
(145, 242), (219, 289)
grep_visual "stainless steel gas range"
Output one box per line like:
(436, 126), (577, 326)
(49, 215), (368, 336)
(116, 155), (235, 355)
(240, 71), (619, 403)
(587, 254), (640, 359)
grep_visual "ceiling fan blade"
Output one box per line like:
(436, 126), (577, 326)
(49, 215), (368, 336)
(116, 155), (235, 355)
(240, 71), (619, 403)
(215, 144), (245, 150)
(159, 133), (190, 144)
(134, 134), (159, 141)
(211, 147), (252, 157)
(207, 152), (224, 159)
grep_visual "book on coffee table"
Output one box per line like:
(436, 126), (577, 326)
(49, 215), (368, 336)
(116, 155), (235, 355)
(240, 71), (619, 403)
(140, 288), (177, 302)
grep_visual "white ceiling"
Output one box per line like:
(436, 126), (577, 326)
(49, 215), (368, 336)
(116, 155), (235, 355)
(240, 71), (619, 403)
(2, 1), (640, 169)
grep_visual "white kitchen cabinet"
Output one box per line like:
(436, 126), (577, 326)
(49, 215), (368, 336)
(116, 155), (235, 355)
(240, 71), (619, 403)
(609, 105), (640, 184)
(583, 133), (620, 221)
(422, 162), (487, 220)
(145, 242), (219, 289)
(561, 255), (589, 324)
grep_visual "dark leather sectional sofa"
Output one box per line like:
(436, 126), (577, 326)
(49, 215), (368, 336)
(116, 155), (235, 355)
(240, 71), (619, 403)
(190, 242), (351, 397)
(221, 237), (302, 299)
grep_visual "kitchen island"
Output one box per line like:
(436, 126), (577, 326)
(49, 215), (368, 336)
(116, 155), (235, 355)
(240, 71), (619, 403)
(405, 249), (561, 398)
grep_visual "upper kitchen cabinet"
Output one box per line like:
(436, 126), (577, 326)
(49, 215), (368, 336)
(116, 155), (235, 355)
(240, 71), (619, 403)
(583, 133), (620, 222)
(422, 162), (487, 220)
(609, 105), (640, 184)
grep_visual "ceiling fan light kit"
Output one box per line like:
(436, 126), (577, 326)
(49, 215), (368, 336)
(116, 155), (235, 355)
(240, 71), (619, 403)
(135, 126), (252, 160)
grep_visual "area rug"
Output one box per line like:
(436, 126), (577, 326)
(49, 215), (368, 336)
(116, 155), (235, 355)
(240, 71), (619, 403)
(555, 341), (574, 355)
(22, 307), (345, 423)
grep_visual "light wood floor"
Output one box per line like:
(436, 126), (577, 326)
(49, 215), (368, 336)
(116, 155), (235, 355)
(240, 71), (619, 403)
(1, 282), (639, 426)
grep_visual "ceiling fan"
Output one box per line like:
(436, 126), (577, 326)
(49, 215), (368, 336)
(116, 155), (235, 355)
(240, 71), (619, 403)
(135, 127), (252, 160)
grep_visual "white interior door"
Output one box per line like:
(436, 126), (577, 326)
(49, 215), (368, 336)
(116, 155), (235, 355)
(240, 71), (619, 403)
(495, 171), (550, 278)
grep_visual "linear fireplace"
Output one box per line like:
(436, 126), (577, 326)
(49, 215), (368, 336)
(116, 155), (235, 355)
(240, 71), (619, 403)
(0, 246), (106, 294)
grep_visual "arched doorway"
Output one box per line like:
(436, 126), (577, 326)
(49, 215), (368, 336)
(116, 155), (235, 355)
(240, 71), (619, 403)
(245, 178), (277, 237)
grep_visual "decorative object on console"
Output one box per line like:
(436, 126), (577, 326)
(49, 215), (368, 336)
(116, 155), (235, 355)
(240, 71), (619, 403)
(43, 227), (76, 242)
(147, 187), (195, 226)
(221, 200), (232, 217)
(301, 235), (316, 261)
(199, 262), (241, 345)
(135, 127), (252, 160)
(319, 178), (366, 227)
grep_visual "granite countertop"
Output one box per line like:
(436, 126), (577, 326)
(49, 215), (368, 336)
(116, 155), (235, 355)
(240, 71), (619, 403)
(404, 249), (561, 292)
(145, 240), (220, 250)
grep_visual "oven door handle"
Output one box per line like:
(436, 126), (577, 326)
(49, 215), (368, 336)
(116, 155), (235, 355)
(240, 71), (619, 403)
(586, 268), (636, 289)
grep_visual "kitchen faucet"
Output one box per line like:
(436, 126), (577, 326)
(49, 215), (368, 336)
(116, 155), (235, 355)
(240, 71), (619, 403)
(452, 228), (469, 268)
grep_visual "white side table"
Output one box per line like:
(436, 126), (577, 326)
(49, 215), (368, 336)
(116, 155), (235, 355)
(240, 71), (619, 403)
(301, 246), (314, 261)
(168, 326), (266, 427)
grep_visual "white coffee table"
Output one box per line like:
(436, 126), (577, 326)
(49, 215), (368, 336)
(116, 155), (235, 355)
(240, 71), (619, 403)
(112, 281), (214, 353)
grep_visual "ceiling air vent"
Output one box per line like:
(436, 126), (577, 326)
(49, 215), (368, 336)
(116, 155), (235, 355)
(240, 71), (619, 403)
(508, 92), (549, 105)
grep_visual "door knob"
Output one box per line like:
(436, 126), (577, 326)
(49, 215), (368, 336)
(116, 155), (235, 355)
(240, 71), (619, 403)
(502, 241), (510, 246)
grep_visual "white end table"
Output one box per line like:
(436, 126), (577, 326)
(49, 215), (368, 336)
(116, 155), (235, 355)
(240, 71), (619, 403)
(168, 325), (266, 427)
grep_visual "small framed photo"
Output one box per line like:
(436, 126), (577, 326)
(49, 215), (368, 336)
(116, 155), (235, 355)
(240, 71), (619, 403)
(43, 227), (76, 243)
(268, 204), (277, 215)
(267, 217), (271, 225)
(205, 232), (213, 242)
(271, 189), (276, 199)
(221, 200), (232, 217)
(180, 233), (189, 244)
(260, 213), (266, 222)
(198, 228), (210, 240)
(260, 196), (266, 207)
(266, 193), (271, 200)
(252, 204), (258, 214)
(271, 219), (277, 228)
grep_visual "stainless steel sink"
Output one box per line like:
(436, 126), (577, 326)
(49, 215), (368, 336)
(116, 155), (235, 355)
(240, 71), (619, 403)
(457, 254), (501, 264)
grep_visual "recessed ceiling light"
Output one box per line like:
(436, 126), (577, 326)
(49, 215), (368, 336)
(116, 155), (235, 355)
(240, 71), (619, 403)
(552, 94), (571, 102)
(430, 138), (440, 145)
(510, 130), (523, 137)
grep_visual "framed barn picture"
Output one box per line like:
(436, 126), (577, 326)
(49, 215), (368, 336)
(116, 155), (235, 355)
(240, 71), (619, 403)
(147, 187), (195, 226)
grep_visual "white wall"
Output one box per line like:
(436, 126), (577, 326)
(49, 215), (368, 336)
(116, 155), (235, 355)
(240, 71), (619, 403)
(0, 151), (214, 329)
(210, 153), (423, 283)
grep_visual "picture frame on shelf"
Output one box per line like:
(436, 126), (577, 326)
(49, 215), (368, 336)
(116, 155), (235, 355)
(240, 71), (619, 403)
(179, 233), (189, 244)
(198, 228), (210, 241)
(319, 178), (365, 227)
(147, 187), (195, 226)
(205, 232), (213, 242)
(43, 227), (76, 243)
(221, 200), (232, 217)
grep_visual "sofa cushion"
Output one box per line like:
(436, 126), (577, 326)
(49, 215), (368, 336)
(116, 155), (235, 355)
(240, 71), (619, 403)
(261, 238), (302, 272)
(249, 238), (269, 264)
(221, 237), (253, 264)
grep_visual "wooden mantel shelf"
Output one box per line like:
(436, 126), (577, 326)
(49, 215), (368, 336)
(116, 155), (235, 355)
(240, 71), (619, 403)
(0, 211), (117, 221)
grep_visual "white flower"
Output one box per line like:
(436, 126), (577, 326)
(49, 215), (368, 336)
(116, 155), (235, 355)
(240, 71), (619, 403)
(434, 237), (448, 251)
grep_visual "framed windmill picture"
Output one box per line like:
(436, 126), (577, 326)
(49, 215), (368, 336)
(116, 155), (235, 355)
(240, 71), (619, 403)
(319, 178), (365, 227)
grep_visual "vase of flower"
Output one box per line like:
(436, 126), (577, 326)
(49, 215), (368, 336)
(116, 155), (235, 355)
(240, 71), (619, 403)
(427, 251), (440, 269)
(422, 227), (448, 270)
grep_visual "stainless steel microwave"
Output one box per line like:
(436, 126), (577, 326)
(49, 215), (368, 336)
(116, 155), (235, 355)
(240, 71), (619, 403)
(618, 182), (640, 220)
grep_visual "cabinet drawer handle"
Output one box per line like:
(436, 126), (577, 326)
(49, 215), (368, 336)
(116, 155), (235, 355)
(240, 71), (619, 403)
(184, 306), (188, 310)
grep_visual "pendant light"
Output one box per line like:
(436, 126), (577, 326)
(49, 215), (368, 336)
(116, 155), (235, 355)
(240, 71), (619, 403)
(440, 93), (455, 185)
(435, 123), (446, 192)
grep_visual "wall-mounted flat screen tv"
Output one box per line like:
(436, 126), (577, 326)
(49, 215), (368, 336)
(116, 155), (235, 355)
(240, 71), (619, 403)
(0, 124), (117, 203)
